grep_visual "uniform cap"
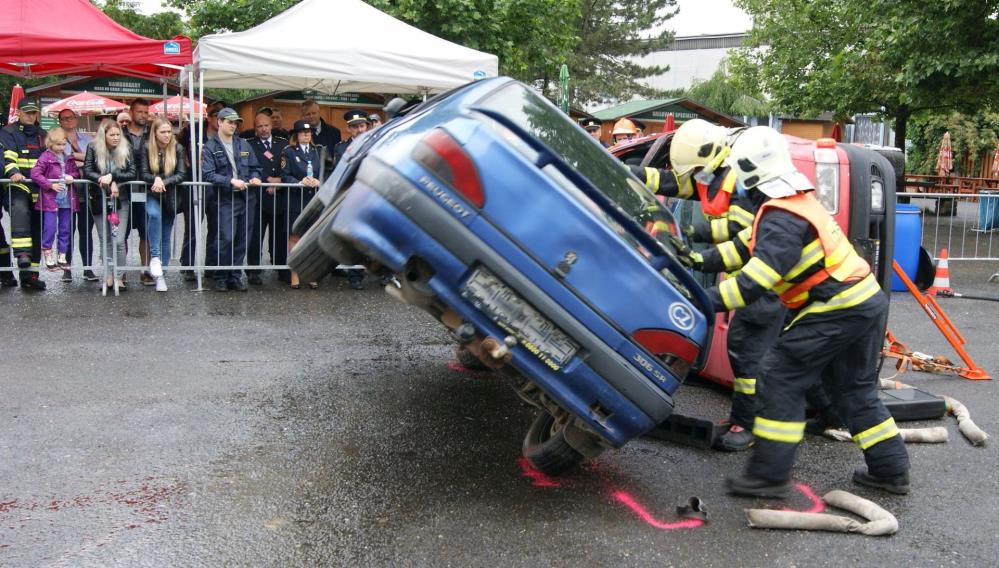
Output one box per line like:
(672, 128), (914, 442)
(344, 109), (368, 125)
(17, 99), (39, 112)
(578, 117), (602, 131)
(290, 119), (312, 134)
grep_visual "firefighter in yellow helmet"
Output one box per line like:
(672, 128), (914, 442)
(704, 126), (909, 497)
(611, 118), (638, 144)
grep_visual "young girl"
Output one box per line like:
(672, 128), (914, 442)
(30, 127), (81, 272)
(141, 118), (187, 292)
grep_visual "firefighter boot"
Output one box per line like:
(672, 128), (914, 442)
(725, 473), (790, 498)
(715, 424), (754, 452)
(852, 468), (910, 495)
(0, 272), (17, 288)
(19, 271), (46, 291)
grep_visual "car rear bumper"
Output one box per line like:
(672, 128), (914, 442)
(320, 161), (686, 446)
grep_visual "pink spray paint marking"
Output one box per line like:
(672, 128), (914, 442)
(782, 482), (825, 513)
(516, 457), (561, 488)
(447, 360), (472, 374)
(610, 491), (704, 530)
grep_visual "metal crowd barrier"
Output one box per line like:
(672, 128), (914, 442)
(898, 191), (999, 262)
(1, 178), (327, 296)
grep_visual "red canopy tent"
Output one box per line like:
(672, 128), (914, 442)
(0, 0), (192, 80)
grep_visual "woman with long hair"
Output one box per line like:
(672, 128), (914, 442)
(141, 118), (187, 292)
(83, 120), (135, 290)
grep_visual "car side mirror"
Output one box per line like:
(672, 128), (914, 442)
(384, 98), (408, 120)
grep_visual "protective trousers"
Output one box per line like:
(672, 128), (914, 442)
(9, 186), (41, 268)
(206, 188), (250, 283)
(727, 291), (784, 428)
(746, 291), (909, 482)
(0, 192), (12, 272)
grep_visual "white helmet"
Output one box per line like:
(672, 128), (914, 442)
(670, 119), (729, 177)
(727, 126), (813, 198)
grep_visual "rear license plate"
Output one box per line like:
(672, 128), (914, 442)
(461, 268), (578, 369)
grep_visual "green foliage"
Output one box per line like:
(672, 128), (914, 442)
(98, 0), (187, 39)
(686, 58), (769, 118)
(568, 0), (678, 105)
(906, 112), (999, 175)
(731, 0), (999, 148)
(164, 0), (298, 38)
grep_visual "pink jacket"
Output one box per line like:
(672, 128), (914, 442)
(30, 149), (81, 212)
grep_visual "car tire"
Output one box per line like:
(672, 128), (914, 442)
(455, 345), (488, 371)
(522, 410), (584, 476)
(292, 195), (326, 237)
(288, 225), (336, 284)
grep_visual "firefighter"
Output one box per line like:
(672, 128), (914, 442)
(1, 99), (48, 290)
(633, 119), (775, 451)
(705, 126), (909, 497)
(611, 118), (638, 145)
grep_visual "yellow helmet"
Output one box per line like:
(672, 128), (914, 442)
(669, 118), (729, 177)
(611, 118), (638, 136)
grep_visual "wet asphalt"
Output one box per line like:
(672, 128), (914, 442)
(1, 263), (998, 567)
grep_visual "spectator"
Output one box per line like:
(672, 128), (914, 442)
(280, 119), (322, 289)
(368, 112), (383, 130)
(201, 108), (261, 293)
(270, 108), (290, 139)
(205, 106), (220, 139)
(331, 109), (370, 290)
(125, 98), (153, 285)
(141, 117), (187, 293)
(57, 109), (98, 282)
(83, 120), (136, 290)
(30, 128), (81, 273)
(300, 99), (340, 174)
(116, 112), (132, 131)
(241, 107), (291, 141)
(246, 110), (288, 285)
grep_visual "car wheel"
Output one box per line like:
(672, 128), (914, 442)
(522, 410), (584, 476)
(292, 195), (326, 237)
(455, 345), (488, 371)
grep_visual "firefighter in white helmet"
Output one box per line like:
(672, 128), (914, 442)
(701, 126), (909, 497)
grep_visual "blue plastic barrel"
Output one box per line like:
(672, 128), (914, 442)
(891, 204), (922, 291)
(977, 190), (999, 231)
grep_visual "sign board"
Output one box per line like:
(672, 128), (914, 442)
(65, 77), (163, 97)
(272, 91), (384, 108)
(632, 103), (701, 123)
(39, 97), (60, 131)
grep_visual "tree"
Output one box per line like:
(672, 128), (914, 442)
(98, 0), (187, 39)
(686, 58), (769, 119)
(164, 0), (298, 38)
(906, 111), (999, 176)
(568, 0), (677, 106)
(731, 0), (999, 149)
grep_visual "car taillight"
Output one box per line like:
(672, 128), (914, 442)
(814, 146), (840, 214)
(632, 329), (700, 378)
(413, 128), (485, 207)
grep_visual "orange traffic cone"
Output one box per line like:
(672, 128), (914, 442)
(927, 248), (954, 296)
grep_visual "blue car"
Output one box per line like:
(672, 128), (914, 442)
(290, 77), (713, 474)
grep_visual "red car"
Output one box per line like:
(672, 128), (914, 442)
(613, 131), (897, 387)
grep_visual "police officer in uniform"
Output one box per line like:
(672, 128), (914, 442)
(280, 119), (323, 289)
(245, 110), (289, 285)
(331, 109), (370, 289)
(578, 117), (610, 148)
(704, 126), (909, 497)
(201, 108), (262, 292)
(1, 99), (48, 290)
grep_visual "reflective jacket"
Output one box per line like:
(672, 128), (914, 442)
(1, 122), (47, 193)
(635, 165), (749, 243)
(710, 190), (879, 328)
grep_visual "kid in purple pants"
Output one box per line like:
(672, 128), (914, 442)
(30, 128), (81, 270)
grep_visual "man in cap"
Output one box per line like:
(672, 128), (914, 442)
(368, 112), (383, 130)
(578, 117), (609, 148)
(201, 108), (262, 292)
(331, 109), (371, 289)
(1, 99), (48, 290)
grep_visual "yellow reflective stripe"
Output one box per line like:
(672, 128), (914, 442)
(710, 218), (730, 243)
(788, 274), (880, 327)
(720, 169), (737, 194)
(753, 416), (805, 443)
(728, 205), (755, 228)
(676, 173), (694, 198)
(829, 255), (869, 281)
(718, 241), (742, 271)
(0, 247), (9, 253)
(736, 227), (752, 246)
(719, 277), (746, 310)
(644, 167), (660, 192)
(4, 150), (19, 160)
(742, 257), (781, 289)
(825, 239), (853, 267)
(852, 417), (899, 450)
(5, 163), (19, 173)
(10, 237), (32, 247)
(733, 377), (756, 395)
(785, 239), (824, 281)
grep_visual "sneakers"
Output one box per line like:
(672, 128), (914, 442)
(247, 273), (263, 286)
(19, 272), (46, 291)
(155, 277), (168, 292)
(714, 424), (754, 452)
(725, 473), (791, 498)
(57, 252), (68, 267)
(43, 249), (58, 270)
(149, 257), (163, 278)
(83, 270), (99, 282)
(140, 271), (155, 286)
(227, 279), (248, 292)
(61, 269), (72, 282)
(852, 468), (910, 495)
(183, 270), (197, 282)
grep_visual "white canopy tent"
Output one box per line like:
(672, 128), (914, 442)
(193, 0), (499, 95)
